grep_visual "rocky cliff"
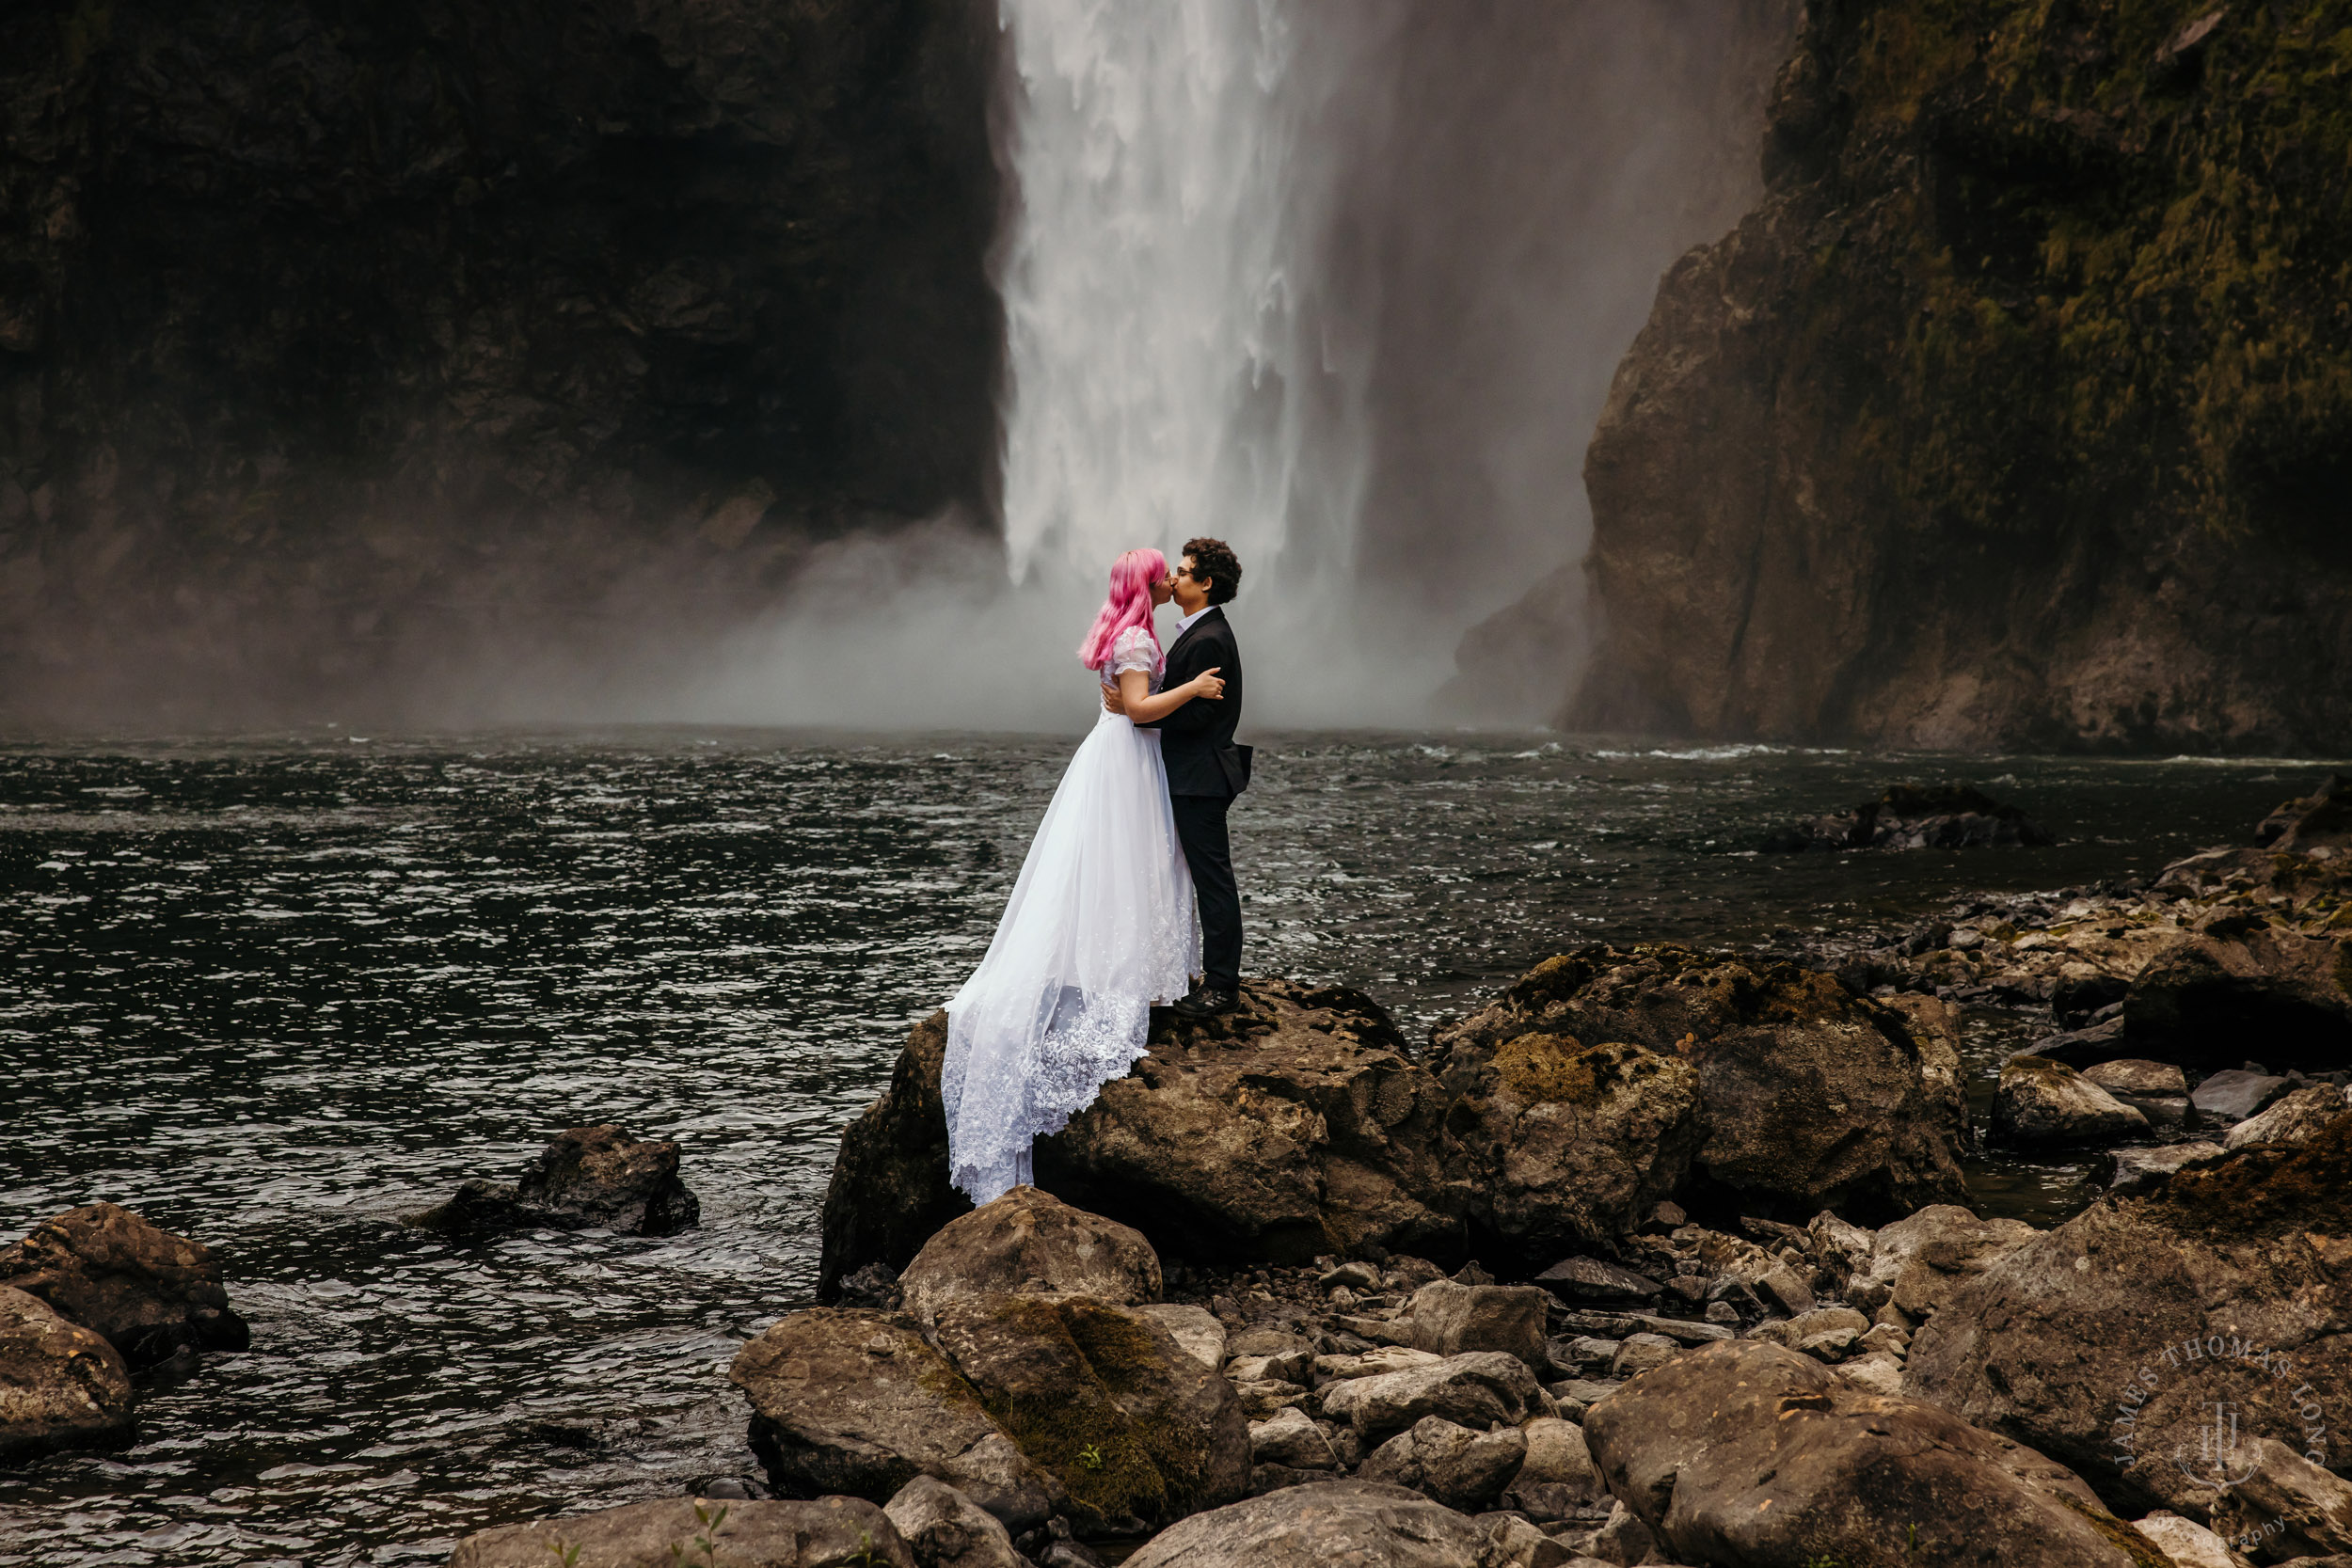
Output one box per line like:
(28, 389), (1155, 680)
(0, 0), (1001, 721)
(1470, 0), (2352, 752)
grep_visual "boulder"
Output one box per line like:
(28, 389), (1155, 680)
(2129, 1512), (2238, 1568)
(411, 1126), (701, 1237)
(1247, 1407), (1335, 1471)
(1358, 1415), (1526, 1512)
(1836, 1204), (2040, 1318)
(818, 1011), (975, 1301)
(1609, 1335), (1681, 1379)
(930, 1294), (1249, 1530)
(2124, 919), (2352, 1074)
(1430, 945), (1967, 1263)
(883, 1476), (1025, 1568)
(1406, 1280), (1549, 1369)
(1530, 1257), (1661, 1306)
(1505, 1416), (1608, 1515)
(820, 985), (1469, 1291)
(1993, 1057), (2150, 1146)
(2083, 1060), (2192, 1099)
(2207, 1438), (2352, 1561)
(1317, 1352), (1542, 1441)
(1760, 784), (2055, 853)
(727, 1307), (1061, 1529)
(448, 1496), (914, 1567)
(898, 1189), (1160, 1325)
(1136, 1305), (1225, 1371)
(0, 1285), (135, 1462)
(0, 1203), (249, 1370)
(2103, 1144), (2227, 1195)
(2224, 1083), (2352, 1149)
(1581, 1339), (2169, 1568)
(2192, 1069), (2292, 1124)
(1905, 1112), (2352, 1523)
(1119, 1480), (1497, 1568)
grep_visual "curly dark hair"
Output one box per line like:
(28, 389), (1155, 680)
(1180, 536), (1242, 606)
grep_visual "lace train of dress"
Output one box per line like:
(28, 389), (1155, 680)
(941, 628), (1199, 1205)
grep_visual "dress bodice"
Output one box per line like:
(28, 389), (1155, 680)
(1097, 626), (1164, 694)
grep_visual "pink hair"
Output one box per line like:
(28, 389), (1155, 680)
(1076, 547), (1167, 673)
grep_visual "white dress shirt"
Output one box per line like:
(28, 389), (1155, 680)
(1171, 603), (1215, 643)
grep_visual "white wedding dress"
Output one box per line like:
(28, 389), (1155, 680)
(941, 626), (1199, 1204)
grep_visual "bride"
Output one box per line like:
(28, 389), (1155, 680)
(940, 547), (1227, 1205)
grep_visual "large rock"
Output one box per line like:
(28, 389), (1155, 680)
(2224, 1084), (2352, 1149)
(898, 1189), (1160, 1325)
(1762, 784), (2055, 852)
(448, 1495), (915, 1567)
(1406, 1280), (1549, 1369)
(2123, 918), (2352, 1074)
(821, 984), (1469, 1291)
(412, 1126), (701, 1236)
(727, 1307), (1061, 1528)
(1828, 1204), (2040, 1319)
(1431, 945), (1967, 1260)
(930, 1294), (1248, 1531)
(1906, 1112), (2352, 1524)
(1317, 1352), (1542, 1441)
(1582, 1339), (2169, 1568)
(0, 1203), (249, 1369)
(882, 1476), (1025, 1568)
(1992, 1057), (2150, 1146)
(0, 1285), (135, 1462)
(1358, 1415), (1526, 1513)
(2191, 1069), (2292, 1124)
(2207, 1439), (2352, 1562)
(1119, 1480), (1499, 1568)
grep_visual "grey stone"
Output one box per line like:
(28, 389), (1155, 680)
(1531, 1257), (1661, 1304)
(1246, 1407), (1335, 1471)
(1120, 1480), (1497, 1568)
(1317, 1352), (1542, 1440)
(1406, 1280), (1549, 1369)
(1753, 1263), (1815, 1317)
(1136, 1304), (1225, 1371)
(1841, 1204), (2040, 1317)
(1509, 1416), (1606, 1510)
(450, 1496), (915, 1567)
(2224, 1083), (2352, 1149)
(2103, 1143), (2227, 1194)
(2082, 1059), (2190, 1098)
(898, 1188), (1161, 1326)
(1993, 1057), (2150, 1145)
(2207, 1439), (2352, 1560)
(1359, 1415), (1526, 1512)
(883, 1476), (1025, 1568)
(1608, 1334), (1679, 1379)
(2190, 1068), (2292, 1123)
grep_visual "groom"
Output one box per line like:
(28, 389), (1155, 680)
(1108, 536), (1252, 1017)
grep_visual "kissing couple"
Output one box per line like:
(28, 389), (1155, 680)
(938, 537), (1254, 1205)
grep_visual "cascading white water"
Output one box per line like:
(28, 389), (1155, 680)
(993, 0), (1383, 616)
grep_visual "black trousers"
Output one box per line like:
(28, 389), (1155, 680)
(1171, 792), (1241, 990)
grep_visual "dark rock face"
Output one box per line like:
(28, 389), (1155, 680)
(1, 0), (1001, 721)
(1905, 1112), (2352, 1524)
(0, 1202), (249, 1370)
(0, 1284), (136, 1462)
(1430, 944), (1968, 1258)
(1763, 784), (2055, 853)
(410, 1125), (701, 1236)
(448, 1495), (917, 1567)
(1464, 2), (2352, 752)
(819, 982), (1469, 1296)
(1582, 1338), (2168, 1568)
(2122, 920), (2352, 1074)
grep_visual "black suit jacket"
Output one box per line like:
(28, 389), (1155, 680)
(1142, 606), (1251, 797)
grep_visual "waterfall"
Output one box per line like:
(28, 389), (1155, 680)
(993, 0), (1385, 612)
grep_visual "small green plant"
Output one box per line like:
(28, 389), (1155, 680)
(850, 1529), (889, 1568)
(543, 1538), (582, 1567)
(1076, 1442), (1105, 1471)
(668, 1500), (730, 1565)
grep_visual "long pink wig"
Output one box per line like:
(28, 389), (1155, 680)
(1076, 547), (1167, 673)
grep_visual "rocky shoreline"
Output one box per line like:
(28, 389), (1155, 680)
(8, 780), (2351, 1565)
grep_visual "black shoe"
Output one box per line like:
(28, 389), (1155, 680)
(1171, 984), (1238, 1019)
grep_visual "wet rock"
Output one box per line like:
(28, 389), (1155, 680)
(2190, 1069), (2291, 1123)
(1359, 1415), (1526, 1512)
(1431, 945), (1967, 1262)
(2124, 921), (2352, 1074)
(898, 1189), (1160, 1325)
(1406, 1281), (1549, 1369)
(1530, 1258), (1661, 1306)
(1247, 1407), (1335, 1471)
(930, 1294), (1249, 1531)
(1837, 1204), (2040, 1318)
(2015, 1014), (2132, 1070)
(1119, 1480), (1496, 1568)
(1582, 1338), (2165, 1567)
(884, 1475), (1026, 1568)
(2222, 1083), (2350, 1149)
(727, 1307), (1061, 1529)
(1905, 1113), (2352, 1523)
(1761, 784), (2056, 853)
(1993, 1056), (2150, 1146)
(2083, 1059), (2198, 1127)
(0, 1203), (249, 1370)
(2256, 774), (2352, 852)
(821, 985), (1467, 1291)
(2102, 1143), (2227, 1194)
(411, 1126), (701, 1237)
(1318, 1352), (1542, 1441)
(449, 1495), (915, 1567)
(0, 1285), (135, 1462)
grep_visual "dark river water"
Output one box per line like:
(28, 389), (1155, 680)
(0, 727), (2329, 1564)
